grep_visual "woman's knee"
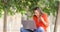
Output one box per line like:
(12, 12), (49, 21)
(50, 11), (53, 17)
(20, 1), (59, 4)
(20, 28), (24, 32)
(37, 27), (44, 32)
(20, 28), (30, 32)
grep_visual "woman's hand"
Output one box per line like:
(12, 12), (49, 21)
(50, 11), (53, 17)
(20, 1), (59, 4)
(40, 17), (48, 26)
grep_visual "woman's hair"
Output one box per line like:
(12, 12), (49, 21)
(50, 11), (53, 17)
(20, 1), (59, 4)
(33, 7), (43, 15)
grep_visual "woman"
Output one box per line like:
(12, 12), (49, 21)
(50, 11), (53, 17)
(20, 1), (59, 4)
(33, 7), (49, 32)
(20, 7), (49, 32)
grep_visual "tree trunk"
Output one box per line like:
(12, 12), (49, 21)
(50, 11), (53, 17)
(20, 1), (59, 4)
(3, 9), (7, 32)
(54, 2), (60, 32)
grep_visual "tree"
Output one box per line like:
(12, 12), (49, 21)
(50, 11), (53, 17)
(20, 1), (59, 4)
(54, 1), (60, 32)
(0, 0), (58, 16)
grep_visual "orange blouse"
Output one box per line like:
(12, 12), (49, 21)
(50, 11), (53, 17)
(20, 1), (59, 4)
(33, 13), (49, 32)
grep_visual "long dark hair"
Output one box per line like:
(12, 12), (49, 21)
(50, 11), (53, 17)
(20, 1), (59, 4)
(33, 7), (43, 16)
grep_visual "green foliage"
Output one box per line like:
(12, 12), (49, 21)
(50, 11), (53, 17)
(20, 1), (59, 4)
(0, 0), (59, 17)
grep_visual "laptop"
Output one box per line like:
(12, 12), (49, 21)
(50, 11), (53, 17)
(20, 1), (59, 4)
(22, 20), (37, 30)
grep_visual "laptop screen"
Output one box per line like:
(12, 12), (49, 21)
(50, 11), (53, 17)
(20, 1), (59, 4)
(22, 20), (37, 30)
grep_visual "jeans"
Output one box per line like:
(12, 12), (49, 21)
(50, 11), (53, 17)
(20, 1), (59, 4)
(20, 27), (44, 32)
(20, 28), (33, 32)
(34, 27), (44, 32)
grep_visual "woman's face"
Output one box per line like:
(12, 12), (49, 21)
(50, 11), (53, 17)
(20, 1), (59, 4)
(34, 10), (40, 17)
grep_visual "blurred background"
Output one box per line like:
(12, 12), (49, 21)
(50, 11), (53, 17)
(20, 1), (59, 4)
(0, 0), (60, 32)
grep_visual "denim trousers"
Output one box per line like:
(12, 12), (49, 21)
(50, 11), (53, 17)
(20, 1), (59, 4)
(20, 27), (44, 32)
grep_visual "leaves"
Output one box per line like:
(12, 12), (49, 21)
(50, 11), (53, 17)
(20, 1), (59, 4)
(0, 0), (59, 17)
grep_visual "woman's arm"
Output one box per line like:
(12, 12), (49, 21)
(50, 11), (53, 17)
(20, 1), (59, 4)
(41, 13), (49, 27)
(41, 17), (48, 26)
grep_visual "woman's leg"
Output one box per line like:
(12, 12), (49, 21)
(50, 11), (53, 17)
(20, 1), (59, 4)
(34, 27), (44, 32)
(20, 28), (32, 32)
